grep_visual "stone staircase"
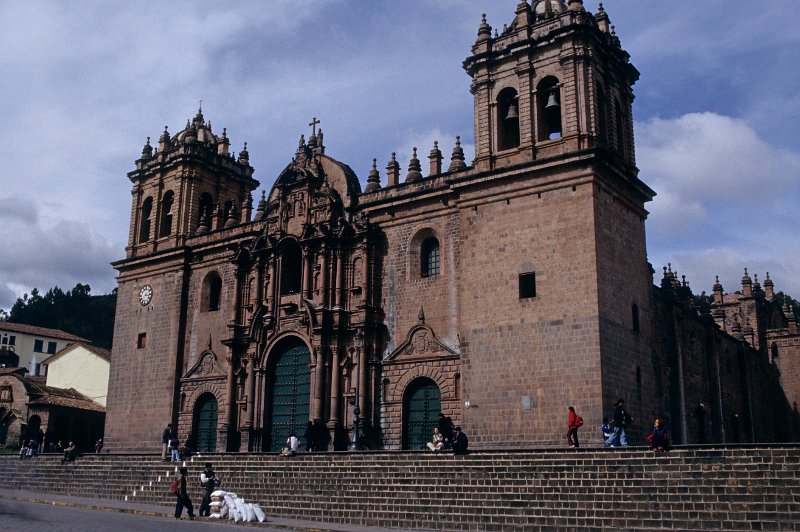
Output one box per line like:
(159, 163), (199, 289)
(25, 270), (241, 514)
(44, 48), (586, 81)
(1, 446), (799, 530)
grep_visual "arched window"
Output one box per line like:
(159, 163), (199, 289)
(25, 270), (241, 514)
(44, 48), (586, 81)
(159, 191), (174, 238)
(537, 77), (562, 141)
(496, 87), (520, 151)
(139, 197), (153, 243)
(202, 272), (222, 312)
(280, 241), (302, 295)
(421, 237), (440, 278)
(596, 83), (607, 144)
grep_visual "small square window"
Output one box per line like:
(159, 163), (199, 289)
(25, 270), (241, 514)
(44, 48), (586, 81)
(137, 333), (147, 349)
(519, 272), (537, 299)
(0, 386), (11, 402)
(47, 341), (57, 354)
(8, 336), (15, 346)
(33, 339), (43, 353)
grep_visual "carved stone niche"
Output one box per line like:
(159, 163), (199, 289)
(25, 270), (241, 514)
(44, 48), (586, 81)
(184, 351), (225, 380)
(385, 323), (459, 363)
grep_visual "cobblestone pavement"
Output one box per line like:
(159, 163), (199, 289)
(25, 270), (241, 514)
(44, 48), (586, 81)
(0, 490), (423, 532)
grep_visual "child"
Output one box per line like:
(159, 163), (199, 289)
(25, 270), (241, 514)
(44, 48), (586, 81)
(601, 417), (611, 442)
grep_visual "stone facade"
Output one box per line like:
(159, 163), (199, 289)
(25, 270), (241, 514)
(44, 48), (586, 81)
(105, 1), (800, 452)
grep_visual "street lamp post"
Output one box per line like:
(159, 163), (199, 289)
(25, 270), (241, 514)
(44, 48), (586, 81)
(350, 330), (364, 451)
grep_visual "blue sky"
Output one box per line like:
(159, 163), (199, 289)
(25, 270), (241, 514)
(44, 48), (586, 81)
(0, 0), (798, 310)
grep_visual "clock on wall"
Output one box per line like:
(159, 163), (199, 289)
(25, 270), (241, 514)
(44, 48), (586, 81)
(139, 285), (153, 306)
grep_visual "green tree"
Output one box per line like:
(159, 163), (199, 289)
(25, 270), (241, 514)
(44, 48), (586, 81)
(8, 284), (116, 348)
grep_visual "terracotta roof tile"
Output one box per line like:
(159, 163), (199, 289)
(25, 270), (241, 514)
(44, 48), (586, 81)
(0, 322), (90, 343)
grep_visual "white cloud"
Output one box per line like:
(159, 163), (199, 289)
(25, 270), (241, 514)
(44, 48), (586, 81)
(640, 112), (800, 296)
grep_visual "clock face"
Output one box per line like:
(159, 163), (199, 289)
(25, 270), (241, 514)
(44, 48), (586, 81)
(139, 285), (153, 306)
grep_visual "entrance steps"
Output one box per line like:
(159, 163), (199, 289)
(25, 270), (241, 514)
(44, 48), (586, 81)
(1, 446), (798, 530)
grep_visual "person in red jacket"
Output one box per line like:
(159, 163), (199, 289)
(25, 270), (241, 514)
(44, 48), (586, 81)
(567, 406), (583, 448)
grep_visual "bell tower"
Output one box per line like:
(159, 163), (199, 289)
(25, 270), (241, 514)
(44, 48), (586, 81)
(126, 107), (259, 257)
(464, 0), (639, 173)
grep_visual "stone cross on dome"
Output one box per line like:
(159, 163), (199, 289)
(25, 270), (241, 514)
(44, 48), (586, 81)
(309, 117), (321, 137)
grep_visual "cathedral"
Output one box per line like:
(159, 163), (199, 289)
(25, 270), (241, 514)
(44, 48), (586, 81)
(105, 0), (800, 452)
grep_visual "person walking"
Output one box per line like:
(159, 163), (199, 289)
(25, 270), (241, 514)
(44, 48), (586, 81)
(605, 399), (632, 447)
(199, 462), (220, 517)
(173, 466), (195, 520)
(567, 406), (583, 448)
(161, 423), (172, 462)
(452, 426), (469, 455)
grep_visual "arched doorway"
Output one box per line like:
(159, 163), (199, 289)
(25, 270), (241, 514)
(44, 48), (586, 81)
(264, 338), (311, 452)
(402, 377), (441, 450)
(193, 393), (218, 452)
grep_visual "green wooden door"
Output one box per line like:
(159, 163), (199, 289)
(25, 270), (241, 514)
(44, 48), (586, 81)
(195, 393), (218, 452)
(265, 343), (311, 452)
(403, 378), (441, 450)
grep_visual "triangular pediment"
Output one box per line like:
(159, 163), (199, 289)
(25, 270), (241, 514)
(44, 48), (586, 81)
(183, 351), (224, 379)
(386, 323), (458, 362)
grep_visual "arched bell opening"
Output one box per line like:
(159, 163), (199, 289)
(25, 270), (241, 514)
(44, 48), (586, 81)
(537, 77), (562, 141)
(496, 87), (520, 151)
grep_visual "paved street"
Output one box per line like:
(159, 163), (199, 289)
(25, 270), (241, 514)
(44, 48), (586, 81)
(0, 498), (283, 531)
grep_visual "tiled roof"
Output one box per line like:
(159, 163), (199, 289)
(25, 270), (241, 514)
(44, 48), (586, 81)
(42, 342), (111, 365)
(25, 381), (105, 413)
(0, 322), (90, 343)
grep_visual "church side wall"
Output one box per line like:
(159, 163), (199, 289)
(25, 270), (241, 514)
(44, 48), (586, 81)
(456, 176), (603, 448)
(592, 180), (657, 443)
(104, 264), (186, 452)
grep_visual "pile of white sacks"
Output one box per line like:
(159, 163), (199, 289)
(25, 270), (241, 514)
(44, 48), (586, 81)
(208, 490), (266, 523)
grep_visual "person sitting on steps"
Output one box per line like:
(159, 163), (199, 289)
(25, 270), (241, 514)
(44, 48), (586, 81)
(426, 427), (444, 451)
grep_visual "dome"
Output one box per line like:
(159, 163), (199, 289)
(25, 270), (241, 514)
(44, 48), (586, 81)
(173, 109), (220, 146)
(534, 0), (567, 16)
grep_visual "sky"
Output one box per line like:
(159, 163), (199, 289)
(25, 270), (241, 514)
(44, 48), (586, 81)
(0, 0), (798, 311)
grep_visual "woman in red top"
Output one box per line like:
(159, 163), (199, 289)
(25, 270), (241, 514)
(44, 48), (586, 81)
(567, 406), (582, 448)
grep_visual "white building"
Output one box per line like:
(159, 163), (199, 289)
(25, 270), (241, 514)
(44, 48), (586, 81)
(42, 342), (111, 407)
(0, 323), (89, 376)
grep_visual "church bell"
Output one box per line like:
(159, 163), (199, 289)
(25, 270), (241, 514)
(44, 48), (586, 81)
(505, 101), (519, 121)
(545, 91), (560, 110)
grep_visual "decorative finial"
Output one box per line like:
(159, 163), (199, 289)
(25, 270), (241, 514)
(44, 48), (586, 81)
(365, 158), (382, 193)
(448, 135), (467, 172)
(477, 13), (491, 41)
(418, 306), (426, 324)
(405, 147), (423, 183)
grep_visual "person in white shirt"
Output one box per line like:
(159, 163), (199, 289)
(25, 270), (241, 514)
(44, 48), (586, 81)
(281, 433), (299, 456)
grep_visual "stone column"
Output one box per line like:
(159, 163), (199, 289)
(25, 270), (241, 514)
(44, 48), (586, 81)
(312, 347), (325, 422)
(329, 345), (341, 426)
(336, 249), (346, 308)
(358, 342), (367, 426)
(302, 248), (312, 299)
(320, 247), (329, 308)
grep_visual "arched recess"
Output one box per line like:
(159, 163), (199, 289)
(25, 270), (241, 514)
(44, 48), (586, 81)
(193, 392), (219, 452)
(537, 76), (562, 141)
(596, 82), (608, 144)
(408, 227), (444, 279)
(402, 377), (441, 450)
(496, 87), (520, 151)
(139, 197), (153, 243)
(201, 271), (222, 312)
(279, 240), (302, 295)
(263, 336), (311, 452)
(614, 97), (627, 158)
(26, 414), (41, 440)
(159, 190), (175, 238)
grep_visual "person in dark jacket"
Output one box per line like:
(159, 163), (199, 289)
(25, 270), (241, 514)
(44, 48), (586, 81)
(604, 399), (631, 447)
(199, 462), (219, 517)
(648, 418), (670, 452)
(174, 466), (195, 520)
(452, 426), (469, 455)
(437, 413), (453, 450)
(161, 423), (172, 462)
